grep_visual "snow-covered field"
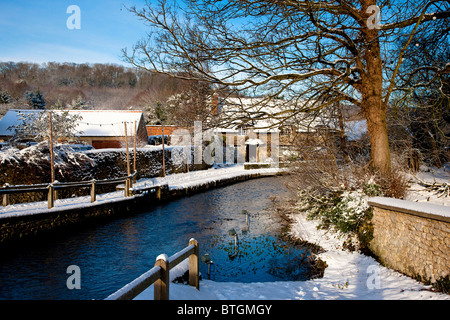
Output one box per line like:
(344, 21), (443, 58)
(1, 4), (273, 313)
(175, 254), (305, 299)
(404, 165), (450, 206)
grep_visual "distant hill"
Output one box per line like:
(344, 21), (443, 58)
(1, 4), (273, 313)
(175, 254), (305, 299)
(0, 61), (191, 122)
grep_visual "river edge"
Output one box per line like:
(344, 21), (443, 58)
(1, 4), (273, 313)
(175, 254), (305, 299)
(0, 165), (285, 247)
(133, 191), (450, 300)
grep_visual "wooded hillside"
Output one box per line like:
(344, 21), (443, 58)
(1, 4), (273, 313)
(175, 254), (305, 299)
(0, 61), (191, 123)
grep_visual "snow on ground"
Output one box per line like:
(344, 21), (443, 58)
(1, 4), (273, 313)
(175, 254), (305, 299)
(1, 163), (448, 300)
(132, 166), (450, 300)
(135, 208), (449, 300)
(0, 189), (130, 218)
(404, 165), (450, 206)
(133, 164), (281, 192)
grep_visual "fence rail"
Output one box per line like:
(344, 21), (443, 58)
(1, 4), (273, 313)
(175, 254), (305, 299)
(105, 238), (199, 300)
(1, 171), (138, 209)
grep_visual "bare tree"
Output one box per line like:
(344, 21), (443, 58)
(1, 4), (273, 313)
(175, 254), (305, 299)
(166, 80), (219, 129)
(389, 11), (450, 168)
(123, 0), (449, 175)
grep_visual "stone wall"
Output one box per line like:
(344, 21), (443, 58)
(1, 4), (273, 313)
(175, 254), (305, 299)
(368, 197), (449, 283)
(0, 145), (210, 204)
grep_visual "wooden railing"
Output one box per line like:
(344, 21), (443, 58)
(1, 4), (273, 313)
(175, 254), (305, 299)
(1, 171), (137, 209)
(105, 239), (199, 300)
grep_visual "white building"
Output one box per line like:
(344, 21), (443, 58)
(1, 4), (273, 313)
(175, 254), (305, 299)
(0, 109), (148, 149)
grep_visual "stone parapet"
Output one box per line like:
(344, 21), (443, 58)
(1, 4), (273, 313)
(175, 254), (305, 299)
(368, 197), (449, 283)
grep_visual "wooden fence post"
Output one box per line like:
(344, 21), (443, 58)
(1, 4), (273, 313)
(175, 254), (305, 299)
(90, 180), (96, 203)
(133, 121), (137, 182)
(124, 179), (129, 197)
(154, 254), (169, 300)
(189, 238), (199, 290)
(48, 184), (54, 209)
(2, 193), (9, 207)
(128, 178), (133, 196)
(162, 122), (166, 177)
(53, 181), (59, 200)
(156, 186), (161, 200)
(2, 184), (10, 207)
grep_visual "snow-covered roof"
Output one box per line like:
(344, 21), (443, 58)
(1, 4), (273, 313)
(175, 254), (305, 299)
(0, 109), (29, 136)
(0, 109), (145, 137)
(216, 97), (286, 133)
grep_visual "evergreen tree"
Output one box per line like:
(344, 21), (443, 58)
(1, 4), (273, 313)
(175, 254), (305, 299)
(25, 89), (46, 109)
(67, 95), (88, 110)
(0, 89), (12, 104)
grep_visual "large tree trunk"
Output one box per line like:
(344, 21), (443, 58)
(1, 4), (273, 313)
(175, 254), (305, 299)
(360, 11), (392, 175)
(364, 99), (391, 174)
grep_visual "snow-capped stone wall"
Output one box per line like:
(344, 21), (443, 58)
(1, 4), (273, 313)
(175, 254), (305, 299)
(368, 197), (449, 284)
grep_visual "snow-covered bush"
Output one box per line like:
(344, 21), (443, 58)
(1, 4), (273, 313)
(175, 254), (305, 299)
(0, 141), (95, 182)
(297, 187), (374, 252)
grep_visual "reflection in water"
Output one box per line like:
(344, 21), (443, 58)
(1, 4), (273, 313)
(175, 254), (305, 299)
(0, 176), (310, 300)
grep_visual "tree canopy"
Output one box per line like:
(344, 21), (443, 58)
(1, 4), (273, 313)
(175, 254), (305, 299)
(123, 0), (450, 174)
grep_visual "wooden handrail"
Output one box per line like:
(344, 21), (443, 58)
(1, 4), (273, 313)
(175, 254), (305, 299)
(104, 266), (162, 301)
(1, 171), (138, 208)
(105, 238), (199, 300)
(169, 244), (195, 268)
(0, 171), (137, 192)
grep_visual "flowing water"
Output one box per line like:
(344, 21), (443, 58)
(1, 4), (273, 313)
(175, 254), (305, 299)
(0, 176), (312, 300)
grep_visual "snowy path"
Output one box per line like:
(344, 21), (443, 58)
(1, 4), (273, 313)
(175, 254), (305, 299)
(133, 164), (281, 191)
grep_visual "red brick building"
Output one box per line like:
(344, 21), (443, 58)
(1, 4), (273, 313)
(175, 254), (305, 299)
(146, 125), (184, 136)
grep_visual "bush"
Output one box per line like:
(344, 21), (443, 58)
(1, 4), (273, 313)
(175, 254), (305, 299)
(285, 148), (410, 252)
(300, 188), (374, 251)
(372, 169), (410, 199)
(363, 183), (383, 197)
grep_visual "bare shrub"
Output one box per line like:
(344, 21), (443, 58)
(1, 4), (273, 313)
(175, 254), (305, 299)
(285, 131), (410, 201)
(367, 155), (410, 199)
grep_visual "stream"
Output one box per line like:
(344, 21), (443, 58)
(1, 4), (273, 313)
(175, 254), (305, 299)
(0, 176), (313, 300)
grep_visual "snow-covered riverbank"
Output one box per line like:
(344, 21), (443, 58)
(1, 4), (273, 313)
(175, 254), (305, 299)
(0, 164), (282, 218)
(2, 163), (448, 300)
(133, 166), (450, 300)
(133, 207), (449, 300)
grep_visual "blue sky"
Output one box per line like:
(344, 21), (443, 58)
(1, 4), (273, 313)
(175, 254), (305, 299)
(0, 0), (149, 65)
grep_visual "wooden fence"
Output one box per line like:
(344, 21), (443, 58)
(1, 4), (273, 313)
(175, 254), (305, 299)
(105, 238), (199, 300)
(1, 171), (137, 209)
